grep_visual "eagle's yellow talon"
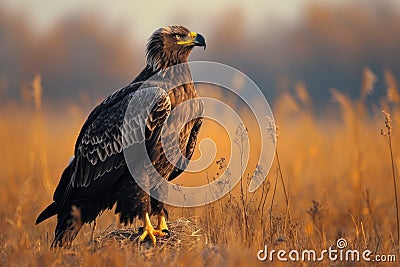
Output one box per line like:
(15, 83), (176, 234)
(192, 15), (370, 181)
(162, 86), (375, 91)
(155, 214), (169, 234)
(139, 212), (168, 245)
(139, 230), (157, 244)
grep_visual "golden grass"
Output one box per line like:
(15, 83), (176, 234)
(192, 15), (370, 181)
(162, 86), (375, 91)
(1, 71), (400, 266)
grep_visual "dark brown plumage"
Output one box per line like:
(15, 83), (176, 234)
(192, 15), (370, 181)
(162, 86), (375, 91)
(36, 25), (206, 247)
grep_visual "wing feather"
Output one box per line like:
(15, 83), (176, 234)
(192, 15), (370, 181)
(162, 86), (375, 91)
(67, 84), (171, 191)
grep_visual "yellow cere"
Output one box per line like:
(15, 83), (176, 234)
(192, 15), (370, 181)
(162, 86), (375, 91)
(177, 32), (197, 45)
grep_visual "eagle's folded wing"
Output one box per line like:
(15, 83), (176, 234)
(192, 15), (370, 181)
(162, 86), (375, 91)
(53, 85), (171, 206)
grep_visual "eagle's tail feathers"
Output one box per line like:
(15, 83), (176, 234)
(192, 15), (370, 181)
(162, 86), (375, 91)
(36, 202), (58, 225)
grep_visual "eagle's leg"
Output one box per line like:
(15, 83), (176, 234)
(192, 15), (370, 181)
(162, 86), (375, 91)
(139, 212), (168, 245)
(155, 212), (169, 236)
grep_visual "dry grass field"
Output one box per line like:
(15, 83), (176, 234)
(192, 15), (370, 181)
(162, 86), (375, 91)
(1, 70), (400, 266)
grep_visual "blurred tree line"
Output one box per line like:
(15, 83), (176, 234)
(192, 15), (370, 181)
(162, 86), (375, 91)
(1, 2), (400, 109)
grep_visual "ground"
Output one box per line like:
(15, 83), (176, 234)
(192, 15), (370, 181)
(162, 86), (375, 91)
(1, 73), (400, 266)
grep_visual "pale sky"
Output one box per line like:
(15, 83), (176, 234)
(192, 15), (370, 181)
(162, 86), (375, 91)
(2, 0), (350, 41)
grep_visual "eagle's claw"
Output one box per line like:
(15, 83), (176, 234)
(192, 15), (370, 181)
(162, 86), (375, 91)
(161, 229), (170, 237)
(139, 228), (168, 245)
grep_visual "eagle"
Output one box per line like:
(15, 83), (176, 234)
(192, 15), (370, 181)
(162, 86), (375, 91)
(36, 25), (206, 247)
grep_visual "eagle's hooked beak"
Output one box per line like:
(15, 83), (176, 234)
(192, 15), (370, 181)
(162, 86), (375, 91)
(178, 32), (206, 50)
(192, 32), (206, 50)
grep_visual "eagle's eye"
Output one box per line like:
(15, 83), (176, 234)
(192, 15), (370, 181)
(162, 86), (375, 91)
(175, 34), (182, 40)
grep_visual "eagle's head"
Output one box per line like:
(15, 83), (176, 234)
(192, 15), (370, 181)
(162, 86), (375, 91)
(146, 25), (206, 71)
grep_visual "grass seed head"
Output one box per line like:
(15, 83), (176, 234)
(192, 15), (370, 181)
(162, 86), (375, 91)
(381, 110), (392, 139)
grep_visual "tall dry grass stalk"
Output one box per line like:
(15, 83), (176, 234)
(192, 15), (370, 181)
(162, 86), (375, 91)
(331, 68), (378, 221)
(265, 116), (292, 243)
(234, 124), (249, 242)
(331, 87), (364, 216)
(361, 67), (377, 102)
(32, 75), (43, 112)
(267, 118), (290, 219)
(385, 71), (400, 104)
(381, 110), (399, 248)
(29, 75), (53, 195)
(275, 137), (290, 217)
